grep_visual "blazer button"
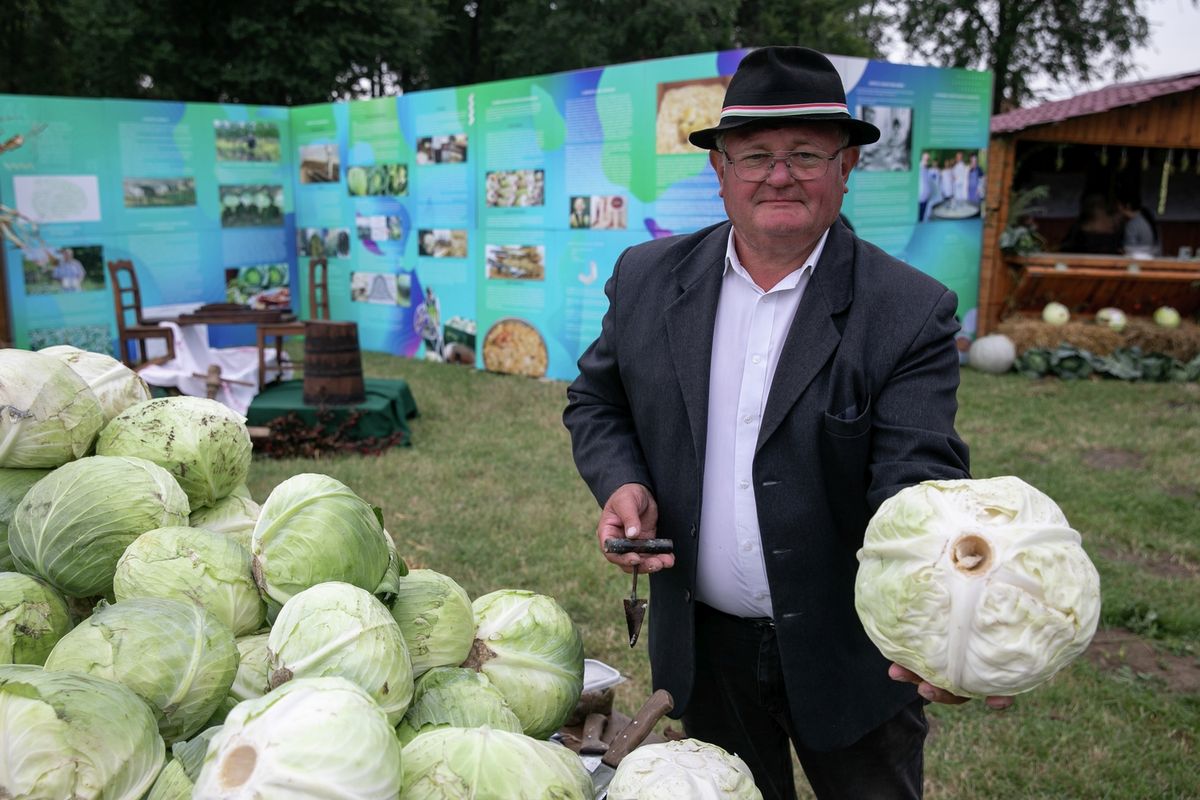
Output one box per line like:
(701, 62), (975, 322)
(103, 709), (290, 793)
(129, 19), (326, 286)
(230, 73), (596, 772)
(689, 525), (697, 538)
(684, 589), (692, 603)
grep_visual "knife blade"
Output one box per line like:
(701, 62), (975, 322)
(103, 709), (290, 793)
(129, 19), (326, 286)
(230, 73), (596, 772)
(581, 689), (673, 799)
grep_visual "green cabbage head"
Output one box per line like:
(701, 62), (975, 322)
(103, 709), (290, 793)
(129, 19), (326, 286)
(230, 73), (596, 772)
(401, 726), (592, 799)
(390, 568), (474, 678)
(189, 484), (260, 551)
(0, 664), (165, 800)
(0, 571), (73, 665)
(96, 396), (252, 511)
(146, 725), (223, 800)
(855, 476), (1102, 698)
(194, 677), (403, 799)
(607, 739), (763, 799)
(463, 589), (584, 740)
(267, 581), (413, 724)
(10, 455), (191, 597)
(114, 525), (265, 635)
(0, 468), (51, 572)
(0, 348), (105, 468)
(251, 473), (389, 609)
(397, 666), (523, 746)
(44, 596), (239, 743)
(39, 345), (151, 424)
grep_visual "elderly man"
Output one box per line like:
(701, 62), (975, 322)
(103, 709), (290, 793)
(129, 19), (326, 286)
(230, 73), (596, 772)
(564, 47), (1008, 800)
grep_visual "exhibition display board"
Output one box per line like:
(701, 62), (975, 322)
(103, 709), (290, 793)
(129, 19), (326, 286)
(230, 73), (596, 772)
(1, 49), (991, 381)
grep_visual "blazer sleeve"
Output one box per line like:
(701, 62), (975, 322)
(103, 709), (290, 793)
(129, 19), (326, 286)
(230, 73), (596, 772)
(563, 249), (655, 507)
(865, 287), (970, 512)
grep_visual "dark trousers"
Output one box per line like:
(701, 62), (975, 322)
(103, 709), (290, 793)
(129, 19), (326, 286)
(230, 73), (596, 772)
(681, 602), (927, 800)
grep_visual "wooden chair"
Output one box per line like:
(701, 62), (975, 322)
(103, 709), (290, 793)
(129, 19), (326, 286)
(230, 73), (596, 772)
(256, 257), (329, 389)
(108, 259), (175, 369)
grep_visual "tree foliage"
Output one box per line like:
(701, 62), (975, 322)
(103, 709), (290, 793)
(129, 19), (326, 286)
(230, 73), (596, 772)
(891, 0), (1158, 114)
(1, 0), (885, 104)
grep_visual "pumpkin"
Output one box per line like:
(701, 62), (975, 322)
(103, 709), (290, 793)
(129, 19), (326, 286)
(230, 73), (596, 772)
(967, 334), (1017, 374)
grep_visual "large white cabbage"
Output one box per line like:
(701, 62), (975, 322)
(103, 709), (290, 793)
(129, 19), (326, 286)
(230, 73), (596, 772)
(251, 473), (390, 609)
(0, 571), (73, 664)
(10, 455), (190, 597)
(194, 677), (403, 800)
(0, 348), (105, 468)
(855, 476), (1102, 698)
(44, 596), (239, 743)
(400, 726), (593, 799)
(607, 740), (763, 799)
(231, 632), (271, 703)
(0, 468), (51, 572)
(114, 525), (265, 635)
(390, 568), (474, 678)
(463, 589), (584, 740)
(39, 345), (151, 424)
(396, 667), (523, 746)
(0, 664), (165, 800)
(96, 396), (252, 511)
(189, 484), (260, 551)
(267, 581), (414, 724)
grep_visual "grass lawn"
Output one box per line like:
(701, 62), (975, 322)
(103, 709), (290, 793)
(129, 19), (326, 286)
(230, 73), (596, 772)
(248, 355), (1200, 799)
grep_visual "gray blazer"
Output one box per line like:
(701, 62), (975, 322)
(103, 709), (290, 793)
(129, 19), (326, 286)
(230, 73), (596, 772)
(564, 218), (970, 751)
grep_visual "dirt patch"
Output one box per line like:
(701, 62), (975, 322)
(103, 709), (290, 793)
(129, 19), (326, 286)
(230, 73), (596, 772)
(1080, 448), (1145, 471)
(1098, 546), (1199, 579)
(1085, 628), (1200, 693)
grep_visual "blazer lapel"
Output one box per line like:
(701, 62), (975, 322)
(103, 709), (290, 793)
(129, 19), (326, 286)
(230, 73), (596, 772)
(665, 224), (729, 473)
(757, 222), (856, 450)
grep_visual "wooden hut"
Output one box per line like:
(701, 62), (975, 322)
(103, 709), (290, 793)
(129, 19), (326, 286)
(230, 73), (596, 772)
(978, 71), (1200, 337)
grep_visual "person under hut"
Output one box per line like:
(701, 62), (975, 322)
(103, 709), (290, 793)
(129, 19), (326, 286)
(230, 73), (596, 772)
(1059, 192), (1121, 254)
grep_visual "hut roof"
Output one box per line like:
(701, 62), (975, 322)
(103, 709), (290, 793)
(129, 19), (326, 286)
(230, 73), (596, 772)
(991, 70), (1200, 135)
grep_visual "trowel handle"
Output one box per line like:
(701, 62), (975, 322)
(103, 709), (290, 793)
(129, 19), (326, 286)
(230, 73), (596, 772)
(604, 538), (674, 555)
(601, 689), (673, 769)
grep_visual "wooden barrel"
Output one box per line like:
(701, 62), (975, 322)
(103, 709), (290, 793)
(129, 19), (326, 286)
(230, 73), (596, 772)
(303, 320), (365, 406)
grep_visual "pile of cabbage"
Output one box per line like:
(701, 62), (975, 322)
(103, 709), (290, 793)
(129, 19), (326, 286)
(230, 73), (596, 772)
(0, 347), (603, 799)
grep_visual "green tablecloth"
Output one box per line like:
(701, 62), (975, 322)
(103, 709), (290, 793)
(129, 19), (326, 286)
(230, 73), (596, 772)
(246, 378), (418, 445)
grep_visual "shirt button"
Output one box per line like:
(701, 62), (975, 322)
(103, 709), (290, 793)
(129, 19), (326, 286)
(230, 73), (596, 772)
(751, 355), (762, 365)
(756, 592), (769, 601)
(743, 415), (753, 424)
(741, 541), (753, 552)
(738, 480), (749, 490)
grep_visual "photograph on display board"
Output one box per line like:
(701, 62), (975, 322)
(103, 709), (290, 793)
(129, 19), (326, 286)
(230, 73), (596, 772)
(214, 120), (281, 162)
(416, 134), (468, 165)
(13, 175), (102, 223)
(482, 317), (548, 378)
(485, 169), (544, 207)
(122, 177), (197, 208)
(418, 228), (468, 258)
(298, 227), (351, 258)
(569, 196), (590, 228)
(655, 77), (729, 155)
(918, 148), (987, 222)
(28, 324), (112, 353)
(346, 163), (408, 196)
(21, 244), (104, 294)
(299, 144), (340, 183)
(225, 263), (290, 310)
(350, 272), (400, 305)
(219, 184), (284, 227)
(442, 314), (477, 365)
(589, 195), (627, 230)
(856, 105), (913, 172)
(357, 214), (404, 246)
(485, 244), (545, 280)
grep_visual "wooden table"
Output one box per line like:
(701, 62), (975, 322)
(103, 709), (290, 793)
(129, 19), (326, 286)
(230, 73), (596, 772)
(171, 304), (297, 326)
(1004, 253), (1200, 318)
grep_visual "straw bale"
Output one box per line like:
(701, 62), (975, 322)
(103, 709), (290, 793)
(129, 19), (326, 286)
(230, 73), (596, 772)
(995, 317), (1200, 361)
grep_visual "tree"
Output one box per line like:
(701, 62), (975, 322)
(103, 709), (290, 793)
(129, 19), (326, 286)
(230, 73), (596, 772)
(891, 0), (1158, 114)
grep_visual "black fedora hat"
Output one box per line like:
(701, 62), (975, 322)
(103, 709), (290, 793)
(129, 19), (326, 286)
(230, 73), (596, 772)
(688, 46), (880, 150)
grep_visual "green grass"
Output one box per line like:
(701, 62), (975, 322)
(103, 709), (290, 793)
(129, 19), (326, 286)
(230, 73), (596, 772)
(248, 357), (1200, 799)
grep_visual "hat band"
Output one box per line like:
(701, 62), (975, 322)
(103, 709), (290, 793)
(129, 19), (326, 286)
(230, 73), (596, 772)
(720, 102), (850, 122)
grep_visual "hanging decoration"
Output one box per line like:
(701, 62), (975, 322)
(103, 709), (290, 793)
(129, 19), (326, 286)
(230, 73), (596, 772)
(1141, 148), (1151, 171)
(1099, 145), (1109, 167)
(1118, 147), (1129, 171)
(1181, 151), (1192, 173)
(1158, 148), (1173, 216)
(1055, 144), (1066, 171)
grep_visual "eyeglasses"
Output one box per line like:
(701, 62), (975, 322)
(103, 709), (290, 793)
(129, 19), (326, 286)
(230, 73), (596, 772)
(722, 148), (845, 182)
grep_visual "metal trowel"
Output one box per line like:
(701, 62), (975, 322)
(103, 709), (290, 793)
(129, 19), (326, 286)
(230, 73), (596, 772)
(603, 538), (674, 647)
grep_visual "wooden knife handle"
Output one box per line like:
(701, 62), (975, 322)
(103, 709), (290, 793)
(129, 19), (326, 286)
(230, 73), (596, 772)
(601, 689), (673, 769)
(579, 712), (609, 755)
(603, 538), (675, 555)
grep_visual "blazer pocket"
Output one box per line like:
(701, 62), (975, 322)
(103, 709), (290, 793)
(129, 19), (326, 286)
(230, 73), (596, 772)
(822, 395), (872, 439)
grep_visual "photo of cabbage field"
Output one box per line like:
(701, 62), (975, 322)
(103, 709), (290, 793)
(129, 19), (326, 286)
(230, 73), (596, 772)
(213, 120), (282, 162)
(218, 184), (284, 227)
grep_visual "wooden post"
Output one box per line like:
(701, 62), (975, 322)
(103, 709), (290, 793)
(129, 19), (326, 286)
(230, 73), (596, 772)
(978, 135), (1018, 335)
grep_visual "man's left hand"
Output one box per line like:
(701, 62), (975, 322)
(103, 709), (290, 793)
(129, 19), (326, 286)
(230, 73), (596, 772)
(888, 663), (1013, 710)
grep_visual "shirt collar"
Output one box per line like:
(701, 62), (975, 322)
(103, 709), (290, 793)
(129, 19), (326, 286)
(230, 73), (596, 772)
(723, 226), (829, 293)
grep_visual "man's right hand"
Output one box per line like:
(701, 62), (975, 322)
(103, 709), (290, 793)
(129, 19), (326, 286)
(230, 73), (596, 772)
(597, 483), (674, 574)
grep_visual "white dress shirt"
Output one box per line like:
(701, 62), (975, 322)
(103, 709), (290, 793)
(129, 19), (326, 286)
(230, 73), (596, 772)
(694, 226), (829, 619)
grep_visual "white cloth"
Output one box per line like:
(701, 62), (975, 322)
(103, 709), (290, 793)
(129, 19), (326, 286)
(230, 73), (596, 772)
(694, 227), (828, 619)
(138, 322), (289, 415)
